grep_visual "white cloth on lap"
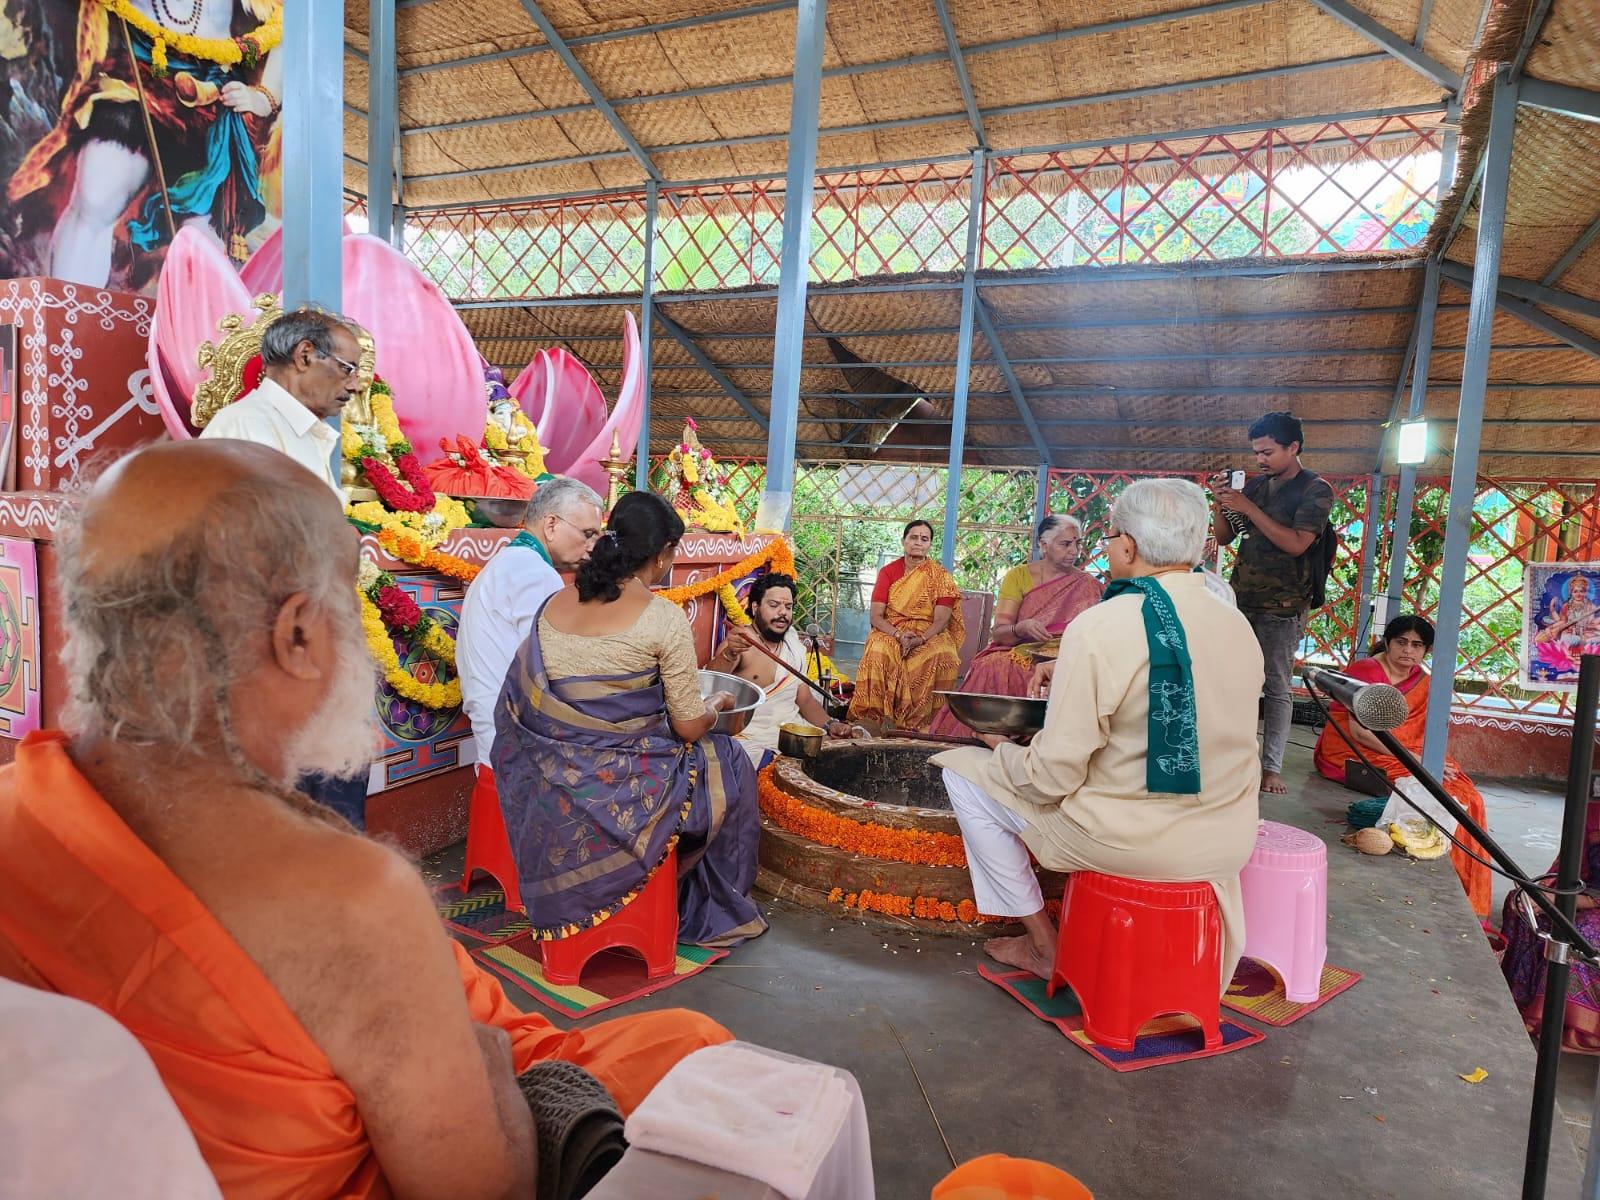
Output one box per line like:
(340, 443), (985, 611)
(623, 1042), (857, 1200)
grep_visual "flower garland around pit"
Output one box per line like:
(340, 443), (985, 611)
(826, 886), (993, 925)
(96, 0), (282, 77)
(758, 766), (967, 867)
(356, 559), (461, 710)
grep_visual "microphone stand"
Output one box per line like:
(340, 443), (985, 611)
(1335, 654), (1599, 1200)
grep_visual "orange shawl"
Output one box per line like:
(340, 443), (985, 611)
(0, 732), (726, 1198)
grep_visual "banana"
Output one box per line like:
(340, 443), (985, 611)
(1388, 819), (1449, 860)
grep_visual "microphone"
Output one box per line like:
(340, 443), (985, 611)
(1301, 666), (1409, 731)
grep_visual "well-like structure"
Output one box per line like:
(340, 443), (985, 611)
(756, 739), (1063, 933)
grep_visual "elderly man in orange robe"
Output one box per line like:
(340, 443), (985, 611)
(0, 440), (729, 1199)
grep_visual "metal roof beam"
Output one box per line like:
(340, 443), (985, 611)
(975, 294), (1050, 465)
(676, 413), (1582, 429)
(1519, 79), (1600, 125)
(510, 0), (661, 182)
(652, 312), (770, 431)
(1303, 0), (1458, 91)
(1508, 0), (1555, 81)
(1439, 259), (1600, 322)
(1543, 211), (1600, 285)
(1490, 296), (1600, 362)
(401, 54), (1394, 182)
(930, 0), (984, 148)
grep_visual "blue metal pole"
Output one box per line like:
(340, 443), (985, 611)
(758, 0), (825, 532)
(1422, 69), (1517, 779)
(367, 0), (396, 244)
(1032, 463), (1050, 532)
(1383, 254), (1443, 619)
(1354, 471), (1383, 653)
(941, 148), (986, 570)
(282, 0), (344, 311)
(636, 180), (657, 491)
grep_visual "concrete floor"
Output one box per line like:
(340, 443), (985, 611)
(431, 739), (1591, 1199)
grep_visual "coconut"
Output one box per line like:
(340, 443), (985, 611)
(1349, 827), (1394, 855)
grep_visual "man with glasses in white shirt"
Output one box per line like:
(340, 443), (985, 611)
(457, 477), (607, 773)
(200, 308), (365, 495)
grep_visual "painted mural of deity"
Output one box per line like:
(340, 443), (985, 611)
(0, 0), (282, 291)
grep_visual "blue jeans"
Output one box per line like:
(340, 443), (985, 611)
(298, 770), (369, 830)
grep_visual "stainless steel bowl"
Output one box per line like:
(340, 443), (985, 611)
(936, 691), (1048, 737)
(466, 496), (533, 528)
(698, 669), (765, 735)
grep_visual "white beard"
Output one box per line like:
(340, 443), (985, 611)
(278, 625), (384, 787)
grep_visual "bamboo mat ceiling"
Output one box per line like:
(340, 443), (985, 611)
(341, 0), (1477, 205)
(347, 0), (1600, 477)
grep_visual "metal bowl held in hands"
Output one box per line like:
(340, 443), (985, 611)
(936, 691), (1048, 738)
(699, 669), (766, 736)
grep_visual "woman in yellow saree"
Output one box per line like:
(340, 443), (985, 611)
(848, 520), (966, 732)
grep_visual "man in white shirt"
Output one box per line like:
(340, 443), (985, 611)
(200, 308), (366, 823)
(457, 476), (606, 770)
(200, 307), (365, 495)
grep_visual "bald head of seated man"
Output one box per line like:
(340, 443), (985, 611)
(0, 440), (729, 1199)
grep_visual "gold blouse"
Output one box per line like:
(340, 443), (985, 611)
(538, 595), (705, 721)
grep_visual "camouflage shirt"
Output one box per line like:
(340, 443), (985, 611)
(1226, 469), (1334, 615)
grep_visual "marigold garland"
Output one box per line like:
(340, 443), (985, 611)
(375, 527), (483, 584)
(758, 766), (967, 867)
(357, 589), (461, 710)
(657, 536), (796, 607)
(826, 886), (995, 925)
(348, 498), (472, 548)
(97, 0), (282, 77)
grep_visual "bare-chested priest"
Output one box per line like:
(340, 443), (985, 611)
(0, 440), (729, 1198)
(706, 572), (854, 767)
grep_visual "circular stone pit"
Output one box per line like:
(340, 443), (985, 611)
(756, 738), (1064, 934)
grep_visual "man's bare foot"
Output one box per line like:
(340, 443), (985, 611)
(1261, 771), (1288, 795)
(982, 933), (1053, 981)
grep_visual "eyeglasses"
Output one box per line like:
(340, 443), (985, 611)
(1099, 530), (1126, 543)
(322, 351), (359, 377)
(554, 513), (604, 543)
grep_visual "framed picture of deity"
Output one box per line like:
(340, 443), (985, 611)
(0, 323), (15, 492)
(0, 537), (41, 739)
(1522, 561), (1600, 691)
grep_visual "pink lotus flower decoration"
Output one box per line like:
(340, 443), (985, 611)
(145, 226), (644, 487)
(509, 311), (643, 494)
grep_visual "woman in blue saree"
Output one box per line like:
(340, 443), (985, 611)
(492, 491), (767, 948)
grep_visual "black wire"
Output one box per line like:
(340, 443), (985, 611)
(1304, 681), (1586, 899)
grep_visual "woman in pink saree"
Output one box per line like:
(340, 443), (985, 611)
(931, 514), (1102, 740)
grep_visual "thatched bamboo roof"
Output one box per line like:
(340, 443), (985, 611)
(344, 0), (1600, 478)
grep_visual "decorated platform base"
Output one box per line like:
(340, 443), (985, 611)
(756, 743), (1064, 935)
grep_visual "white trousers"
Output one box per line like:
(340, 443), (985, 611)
(943, 768), (1045, 917)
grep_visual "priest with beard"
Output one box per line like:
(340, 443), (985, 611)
(0, 441), (730, 1198)
(707, 572), (854, 768)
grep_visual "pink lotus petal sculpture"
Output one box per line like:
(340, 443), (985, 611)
(340, 234), (483, 466)
(508, 312), (644, 493)
(148, 226), (256, 438)
(239, 226), (283, 297)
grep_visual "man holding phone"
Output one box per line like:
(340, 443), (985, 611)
(1212, 411), (1334, 796)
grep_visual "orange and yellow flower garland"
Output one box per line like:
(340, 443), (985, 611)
(657, 536), (795, 617)
(827, 886), (994, 925)
(376, 527), (483, 584)
(758, 766), (967, 867)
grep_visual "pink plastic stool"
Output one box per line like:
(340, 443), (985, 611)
(1239, 820), (1328, 1003)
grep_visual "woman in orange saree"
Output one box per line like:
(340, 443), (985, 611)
(849, 520), (966, 733)
(1312, 614), (1492, 917)
(930, 513), (1102, 739)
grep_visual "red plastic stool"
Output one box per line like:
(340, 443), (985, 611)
(1048, 871), (1223, 1051)
(540, 848), (680, 986)
(459, 767), (525, 915)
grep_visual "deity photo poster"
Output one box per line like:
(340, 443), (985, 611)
(1522, 561), (1600, 691)
(0, 1), (284, 292)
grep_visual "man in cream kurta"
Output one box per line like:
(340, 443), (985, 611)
(935, 479), (1264, 987)
(199, 308), (364, 497)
